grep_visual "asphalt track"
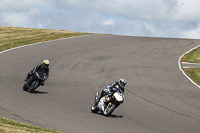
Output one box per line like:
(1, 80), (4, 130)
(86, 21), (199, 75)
(0, 35), (200, 133)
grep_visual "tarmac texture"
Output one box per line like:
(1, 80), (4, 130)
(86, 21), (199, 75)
(0, 35), (200, 133)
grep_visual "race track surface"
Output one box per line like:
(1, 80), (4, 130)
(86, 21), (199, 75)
(0, 35), (200, 133)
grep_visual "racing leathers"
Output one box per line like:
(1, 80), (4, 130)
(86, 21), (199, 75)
(95, 81), (124, 105)
(25, 63), (49, 85)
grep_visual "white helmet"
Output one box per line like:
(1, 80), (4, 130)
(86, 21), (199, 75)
(119, 78), (127, 88)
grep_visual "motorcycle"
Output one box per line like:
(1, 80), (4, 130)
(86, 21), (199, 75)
(23, 72), (46, 93)
(91, 88), (124, 116)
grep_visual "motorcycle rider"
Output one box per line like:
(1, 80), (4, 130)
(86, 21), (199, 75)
(94, 78), (127, 105)
(25, 59), (50, 86)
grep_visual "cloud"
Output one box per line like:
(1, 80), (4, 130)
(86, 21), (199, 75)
(1, 13), (33, 27)
(103, 20), (115, 26)
(29, 8), (40, 16)
(0, 0), (200, 39)
(0, 0), (48, 11)
(182, 23), (200, 39)
(173, 0), (200, 22)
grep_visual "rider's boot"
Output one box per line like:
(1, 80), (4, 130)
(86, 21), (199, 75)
(41, 81), (44, 86)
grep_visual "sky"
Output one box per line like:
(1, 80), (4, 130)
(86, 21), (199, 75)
(1, 0), (200, 39)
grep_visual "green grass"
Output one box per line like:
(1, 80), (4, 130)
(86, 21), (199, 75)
(181, 46), (200, 63)
(0, 117), (62, 133)
(0, 26), (95, 132)
(184, 68), (200, 85)
(0, 26), (94, 52)
(181, 45), (200, 86)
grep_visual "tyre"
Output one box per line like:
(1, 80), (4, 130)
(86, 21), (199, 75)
(103, 103), (116, 116)
(23, 83), (28, 91)
(28, 80), (39, 93)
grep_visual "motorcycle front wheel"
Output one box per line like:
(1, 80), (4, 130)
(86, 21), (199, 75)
(28, 80), (39, 93)
(23, 83), (28, 91)
(103, 102), (116, 116)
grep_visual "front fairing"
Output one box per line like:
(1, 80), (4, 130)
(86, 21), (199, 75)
(112, 88), (124, 100)
(97, 97), (106, 111)
(113, 92), (124, 102)
(35, 72), (45, 81)
(27, 72), (45, 85)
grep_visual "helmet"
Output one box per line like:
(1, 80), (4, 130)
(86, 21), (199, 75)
(43, 59), (50, 68)
(119, 78), (127, 88)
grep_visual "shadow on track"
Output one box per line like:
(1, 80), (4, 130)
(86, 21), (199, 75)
(23, 90), (48, 94)
(109, 114), (124, 118)
(94, 112), (124, 118)
(32, 90), (48, 94)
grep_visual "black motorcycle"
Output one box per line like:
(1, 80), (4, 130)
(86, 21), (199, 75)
(23, 72), (46, 93)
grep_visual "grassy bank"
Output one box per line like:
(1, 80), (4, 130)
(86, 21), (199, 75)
(0, 26), (93, 52)
(0, 26), (94, 132)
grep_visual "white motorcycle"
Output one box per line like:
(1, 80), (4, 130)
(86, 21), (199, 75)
(91, 88), (124, 116)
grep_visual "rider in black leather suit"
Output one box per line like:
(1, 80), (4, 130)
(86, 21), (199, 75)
(25, 59), (50, 86)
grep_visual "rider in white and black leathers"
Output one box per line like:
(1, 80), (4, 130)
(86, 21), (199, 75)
(95, 78), (127, 105)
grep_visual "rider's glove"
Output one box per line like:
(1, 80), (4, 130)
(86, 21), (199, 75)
(28, 72), (31, 76)
(41, 81), (44, 86)
(104, 88), (110, 93)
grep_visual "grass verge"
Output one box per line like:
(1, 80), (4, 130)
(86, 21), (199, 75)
(181, 45), (200, 86)
(181, 46), (200, 63)
(0, 26), (94, 132)
(184, 68), (200, 85)
(0, 26), (94, 52)
(0, 117), (61, 133)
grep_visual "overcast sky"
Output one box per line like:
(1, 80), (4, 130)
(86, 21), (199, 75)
(1, 0), (200, 39)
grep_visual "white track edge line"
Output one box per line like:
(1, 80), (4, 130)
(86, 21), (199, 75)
(178, 45), (200, 88)
(0, 35), (90, 54)
(182, 67), (195, 69)
(182, 62), (200, 64)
